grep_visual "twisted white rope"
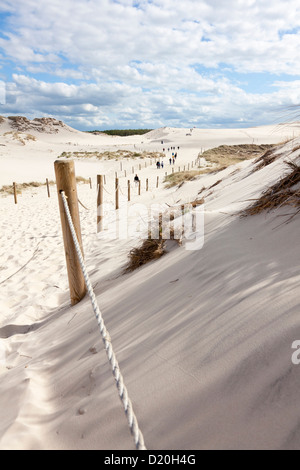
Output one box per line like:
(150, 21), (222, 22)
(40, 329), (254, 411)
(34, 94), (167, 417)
(60, 191), (146, 451)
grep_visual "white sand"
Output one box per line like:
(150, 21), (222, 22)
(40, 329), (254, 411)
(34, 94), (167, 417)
(1, 118), (300, 450)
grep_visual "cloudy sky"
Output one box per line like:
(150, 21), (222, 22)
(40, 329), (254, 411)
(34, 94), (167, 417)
(0, 0), (300, 130)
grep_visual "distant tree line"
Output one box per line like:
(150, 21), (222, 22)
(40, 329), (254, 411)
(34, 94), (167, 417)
(86, 129), (153, 136)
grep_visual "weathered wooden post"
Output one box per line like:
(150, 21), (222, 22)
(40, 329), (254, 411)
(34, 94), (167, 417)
(146, 178), (149, 192)
(128, 180), (131, 202)
(115, 177), (119, 210)
(54, 160), (86, 306)
(97, 175), (104, 233)
(138, 179), (141, 196)
(13, 182), (17, 204)
(46, 178), (50, 198)
(156, 176), (159, 188)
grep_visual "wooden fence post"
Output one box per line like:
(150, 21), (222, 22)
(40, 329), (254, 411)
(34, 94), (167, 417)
(13, 182), (17, 204)
(128, 180), (131, 202)
(115, 177), (119, 210)
(97, 175), (104, 233)
(46, 178), (50, 197)
(54, 160), (86, 306)
(146, 178), (148, 191)
(138, 179), (141, 196)
(156, 176), (159, 188)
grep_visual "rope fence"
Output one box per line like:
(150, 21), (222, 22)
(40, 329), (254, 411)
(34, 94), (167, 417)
(60, 189), (147, 451)
(6, 155), (200, 204)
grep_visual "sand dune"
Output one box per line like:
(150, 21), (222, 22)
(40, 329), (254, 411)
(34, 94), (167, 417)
(0, 119), (300, 450)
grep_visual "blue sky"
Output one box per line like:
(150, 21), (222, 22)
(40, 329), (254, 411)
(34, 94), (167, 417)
(0, 0), (300, 130)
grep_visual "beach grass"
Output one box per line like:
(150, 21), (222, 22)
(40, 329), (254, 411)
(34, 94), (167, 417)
(201, 144), (275, 172)
(58, 149), (164, 160)
(240, 161), (300, 219)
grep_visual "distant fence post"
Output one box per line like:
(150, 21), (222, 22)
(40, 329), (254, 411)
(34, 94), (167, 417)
(46, 178), (50, 197)
(128, 180), (130, 202)
(138, 179), (141, 196)
(156, 176), (159, 188)
(13, 182), (17, 204)
(97, 175), (104, 233)
(115, 177), (119, 210)
(146, 178), (148, 191)
(54, 160), (86, 306)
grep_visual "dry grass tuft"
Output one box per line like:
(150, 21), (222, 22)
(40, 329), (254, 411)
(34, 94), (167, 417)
(252, 147), (283, 172)
(3, 131), (37, 145)
(123, 200), (204, 273)
(0, 181), (45, 195)
(164, 170), (209, 188)
(123, 238), (166, 273)
(240, 161), (300, 219)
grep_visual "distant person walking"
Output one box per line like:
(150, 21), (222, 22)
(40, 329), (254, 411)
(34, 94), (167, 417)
(134, 174), (140, 186)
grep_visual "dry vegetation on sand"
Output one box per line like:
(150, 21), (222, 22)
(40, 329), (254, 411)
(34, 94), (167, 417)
(165, 144), (276, 189)
(164, 170), (209, 188)
(0, 177), (89, 196)
(124, 198), (204, 272)
(240, 160), (300, 221)
(201, 144), (275, 172)
(58, 149), (164, 160)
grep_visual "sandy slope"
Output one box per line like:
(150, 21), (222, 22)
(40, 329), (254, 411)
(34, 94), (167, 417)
(0, 119), (300, 450)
